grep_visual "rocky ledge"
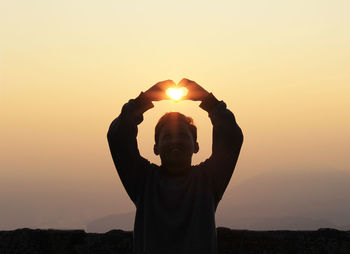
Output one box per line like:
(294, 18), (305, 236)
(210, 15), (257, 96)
(0, 227), (349, 254)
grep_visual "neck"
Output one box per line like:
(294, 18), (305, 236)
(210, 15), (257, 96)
(161, 161), (191, 176)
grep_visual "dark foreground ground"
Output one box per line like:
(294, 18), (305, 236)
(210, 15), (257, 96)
(1, 227), (349, 254)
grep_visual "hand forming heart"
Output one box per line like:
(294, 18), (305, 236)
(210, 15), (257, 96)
(144, 78), (209, 102)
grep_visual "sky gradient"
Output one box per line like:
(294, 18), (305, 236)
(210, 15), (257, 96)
(1, 0), (350, 230)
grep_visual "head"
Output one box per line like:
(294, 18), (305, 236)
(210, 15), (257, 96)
(154, 112), (199, 172)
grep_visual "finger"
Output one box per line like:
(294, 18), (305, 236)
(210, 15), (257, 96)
(181, 88), (195, 101)
(148, 90), (169, 101)
(180, 79), (200, 91)
(182, 91), (200, 101)
(181, 93), (191, 100)
(178, 78), (193, 87)
(156, 79), (176, 88)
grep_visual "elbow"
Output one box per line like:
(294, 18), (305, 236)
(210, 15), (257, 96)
(238, 126), (244, 144)
(107, 128), (115, 146)
(233, 125), (244, 147)
(107, 117), (120, 142)
(107, 123), (113, 141)
(107, 129), (113, 142)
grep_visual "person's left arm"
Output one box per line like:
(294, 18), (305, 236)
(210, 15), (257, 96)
(180, 79), (244, 202)
(201, 94), (243, 202)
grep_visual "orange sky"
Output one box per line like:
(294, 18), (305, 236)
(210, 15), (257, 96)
(1, 0), (349, 230)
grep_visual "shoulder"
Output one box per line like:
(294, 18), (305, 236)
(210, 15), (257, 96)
(191, 160), (212, 176)
(147, 163), (161, 176)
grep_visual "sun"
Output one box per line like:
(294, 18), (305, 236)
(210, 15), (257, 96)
(166, 87), (188, 101)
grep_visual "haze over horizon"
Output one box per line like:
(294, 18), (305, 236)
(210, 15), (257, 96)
(1, 0), (349, 230)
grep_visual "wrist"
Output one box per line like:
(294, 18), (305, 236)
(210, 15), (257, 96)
(199, 93), (220, 113)
(200, 91), (211, 101)
(134, 92), (154, 114)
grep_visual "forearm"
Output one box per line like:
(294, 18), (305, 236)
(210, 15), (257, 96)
(107, 93), (154, 203)
(200, 93), (243, 202)
(199, 93), (243, 158)
(107, 92), (154, 143)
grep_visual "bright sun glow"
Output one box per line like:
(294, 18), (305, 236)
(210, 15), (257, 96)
(166, 87), (188, 101)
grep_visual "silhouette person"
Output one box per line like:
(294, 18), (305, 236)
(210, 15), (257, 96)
(107, 79), (243, 254)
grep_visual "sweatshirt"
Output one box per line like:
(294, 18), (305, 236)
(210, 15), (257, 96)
(107, 93), (243, 254)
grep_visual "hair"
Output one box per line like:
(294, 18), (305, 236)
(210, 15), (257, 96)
(154, 112), (197, 143)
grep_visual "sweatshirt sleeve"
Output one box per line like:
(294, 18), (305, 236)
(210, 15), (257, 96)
(199, 93), (244, 204)
(107, 92), (154, 205)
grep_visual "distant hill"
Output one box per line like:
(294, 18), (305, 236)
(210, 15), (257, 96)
(339, 225), (350, 230)
(87, 169), (350, 232)
(87, 213), (338, 233)
(216, 168), (350, 230)
(86, 212), (134, 233)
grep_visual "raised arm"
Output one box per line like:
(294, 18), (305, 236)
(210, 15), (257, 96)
(179, 78), (244, 203)
(107, 80), (175, 204)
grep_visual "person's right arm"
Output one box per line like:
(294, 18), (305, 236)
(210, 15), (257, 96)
(107, 93), (154, 204)
(107, 80), (175, 204)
